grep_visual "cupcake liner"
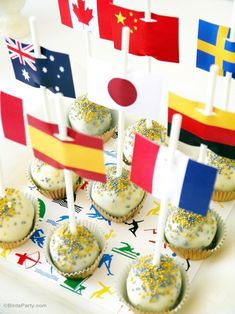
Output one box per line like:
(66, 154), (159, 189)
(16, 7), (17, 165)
(116, 255), (189, 314)
(100, 125), (116, 143)
(86, 182), (146, 223)
(212, 189), (235, 202)
(45, 219), (107, 279)
(165, 210), (226, 260)
(123, 154), (131, 166)
(27, 169), (83, 200)
(100, 109), (117, 143)
(0, 194), (40, 249)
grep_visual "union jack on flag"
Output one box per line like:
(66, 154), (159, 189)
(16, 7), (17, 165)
(5, 37), (39, 88)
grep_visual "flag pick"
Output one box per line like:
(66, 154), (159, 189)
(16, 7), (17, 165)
(223, 0), (235, 110)
(152, 113), (182, 266)
(116, 26), (130, 178)
(55, 93), (76, 234)
(144, 0), (153, 130)
(198, 64), (218, 163)
(29, 17), (49, 122)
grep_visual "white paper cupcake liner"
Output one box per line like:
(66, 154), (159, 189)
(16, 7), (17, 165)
(0, 194), (40, 249)
(44, 219), (107, 279)
(116, 255), (189, 314)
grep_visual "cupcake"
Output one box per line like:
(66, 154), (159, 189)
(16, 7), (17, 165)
(118, 254), (188, 313)
(0, 187), (38, 248)
(46, 220), (105, 278)
(206, 149), (235, 201)
(29, 158), (82, 199)
(88, 166), (146, 222)
(68, 94), (115, 142)
(123, 119), (167, 165)
(165, 206), (225, 260)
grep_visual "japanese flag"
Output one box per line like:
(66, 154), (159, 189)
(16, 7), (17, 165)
(87, 57), (163, 121)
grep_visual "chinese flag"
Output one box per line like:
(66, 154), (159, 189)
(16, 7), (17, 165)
(0, 91), (26, 145)
(111, 5), (179, 63)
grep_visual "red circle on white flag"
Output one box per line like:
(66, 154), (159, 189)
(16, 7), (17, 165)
(108, 78), (137, 107)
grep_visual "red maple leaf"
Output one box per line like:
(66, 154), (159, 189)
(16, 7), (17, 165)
(73, 0), (93, 25)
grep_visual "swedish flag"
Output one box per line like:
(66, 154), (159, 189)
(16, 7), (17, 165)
(196, 19), (235, 76)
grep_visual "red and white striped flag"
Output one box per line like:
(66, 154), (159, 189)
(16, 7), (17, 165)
(130, 134), (217, 216)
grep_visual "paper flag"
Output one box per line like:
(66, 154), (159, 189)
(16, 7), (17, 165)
(5, 37), (40, 88)
(27, 115), (106, 182)
(34, 46), (76, 98)
(0, 91), (26, 145)
(87, 57), (163, 120)
(5, 37), (76, 98)
(196, 19), (235, 77)
(131, 134), (217, 216)
(111, 5), (179, 63)
(168, 92), (235, 159)
(57, 0), (113, 41)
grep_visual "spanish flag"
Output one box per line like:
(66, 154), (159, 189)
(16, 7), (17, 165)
(168, 92), (235, 159)
(196, 19), (235, 77)
(27, 115), (106, 182)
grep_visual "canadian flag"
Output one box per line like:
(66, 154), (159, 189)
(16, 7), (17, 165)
(58, 0), (113, 40)
(130, 134), (217, 216)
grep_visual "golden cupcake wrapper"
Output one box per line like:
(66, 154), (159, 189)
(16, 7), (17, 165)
(86, 182), (146, 223)
(116, 255), (189, 314)
(123, 154), (131, 166)
(0, 194), (40, 249)
(44, 219), (107, 279)
(212, 189), (235, 202)
(27, 168), (83, 200)
(100, 125), (116, 143)
(165, 210), (226, 260)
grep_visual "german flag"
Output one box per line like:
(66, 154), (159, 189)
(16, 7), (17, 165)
(168, 92), (235, 159)
(27, 115), (106, 182)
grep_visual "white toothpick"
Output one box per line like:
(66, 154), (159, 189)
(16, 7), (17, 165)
(116, 26), (130, 177)
(29, 17), (49, 122)
(144, 0), (153, 129)
(56, 93), (76, 234)
(152, 114), (182, 266)
(198, 64), (218, 163)
(222, 0), (235, 110)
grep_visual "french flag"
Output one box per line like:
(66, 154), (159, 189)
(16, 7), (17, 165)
(130, 134), (217, 216)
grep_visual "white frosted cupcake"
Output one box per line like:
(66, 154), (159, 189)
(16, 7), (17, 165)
(206, 150), (235, 201)
(89, 166), (146, 222)
(68, 95), (115, 142)
(29, 158), (82, 199)
(123, 119), (167, 165)
(0, 188), (38, 248)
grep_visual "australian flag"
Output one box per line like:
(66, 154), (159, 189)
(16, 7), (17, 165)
(5, 37), (76, 98)
(35, 47), (76, 98)
(5, 37), (40, 88)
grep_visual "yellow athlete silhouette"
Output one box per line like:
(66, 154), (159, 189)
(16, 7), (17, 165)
(146, 201), (160, 216)
(90, 281), (113, 299)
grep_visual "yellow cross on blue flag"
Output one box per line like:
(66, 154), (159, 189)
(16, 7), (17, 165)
(196, 19), (235, 77)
